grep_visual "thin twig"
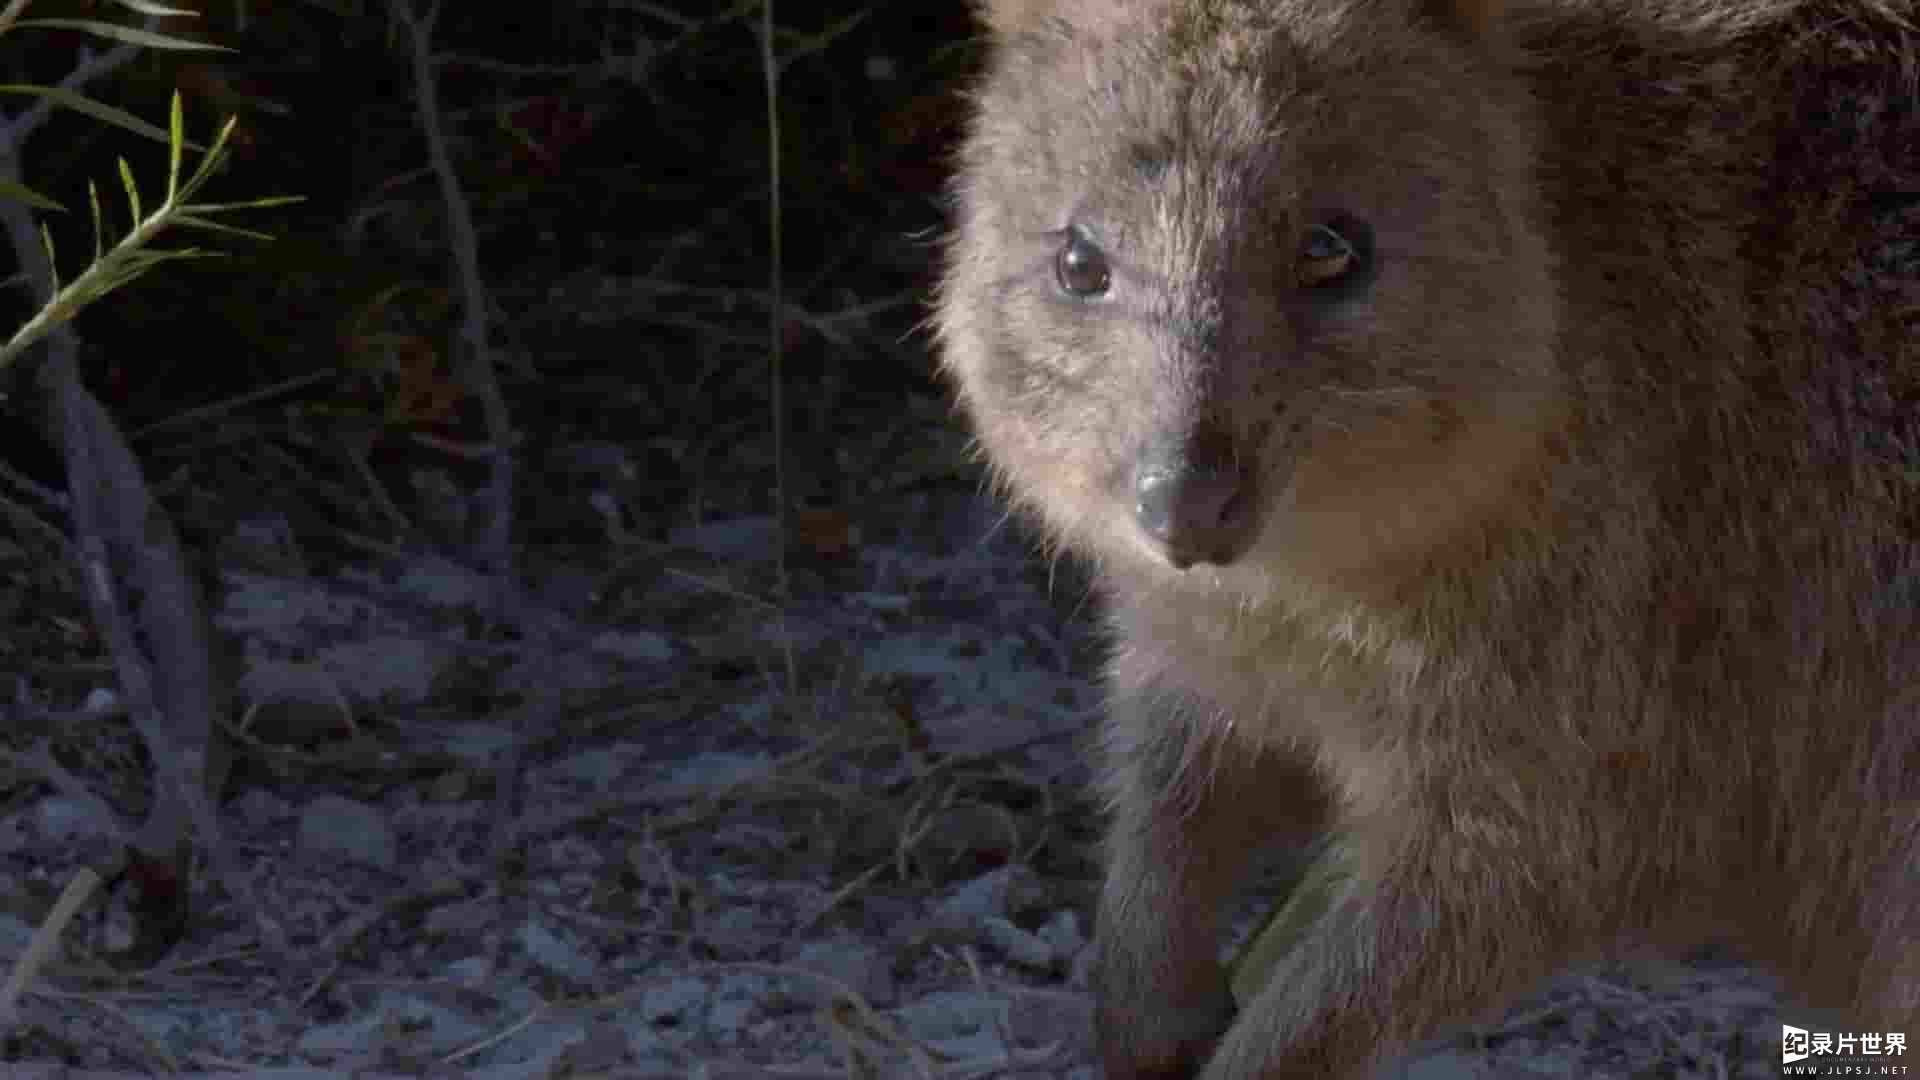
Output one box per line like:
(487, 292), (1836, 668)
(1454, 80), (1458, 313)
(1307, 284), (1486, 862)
(761, 0), (788, 600)
(129, 368), (337, 441)
(0, 0), (33, 39)
(0, 24), (148, 286)
(392, 0), (516, 582)
(0, 866), (102, 1031)
(1, 34), (145, 150)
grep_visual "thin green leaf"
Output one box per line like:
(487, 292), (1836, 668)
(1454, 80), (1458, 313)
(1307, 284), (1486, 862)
(15, 19), (231, 52)
(206, 115), (240, 160)
(88, 181), (104, 263)
(107, 253), (171, 277)
(57, 283), (108, 308)
(118, 158), (141, 225)
(38, 224), (60, 294)
(102, 0), (201, 16)
(167, 93), (185, 200)
(86, 268), (148, 294)
(0, 181), (64, 213)
(183, 195), (305, 212)
(83, 263), (157, 293)
(169, 215), (272, 241)
(0, 85), (176, 146)
(181, 115), (239, 193)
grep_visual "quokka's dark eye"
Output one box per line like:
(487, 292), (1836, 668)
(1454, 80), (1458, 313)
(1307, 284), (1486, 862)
(1299, 214), (1372, 290)
(1055, 228), (1113, 298)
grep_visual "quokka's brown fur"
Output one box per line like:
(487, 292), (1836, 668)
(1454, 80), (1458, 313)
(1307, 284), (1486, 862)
(935, 0), (1920, 1076)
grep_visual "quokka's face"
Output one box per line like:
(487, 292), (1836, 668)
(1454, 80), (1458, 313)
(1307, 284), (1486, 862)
(937, 0), (1564, 602)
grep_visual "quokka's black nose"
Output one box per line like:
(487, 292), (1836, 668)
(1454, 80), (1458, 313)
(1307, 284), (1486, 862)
(1132, 428), (1258, 569)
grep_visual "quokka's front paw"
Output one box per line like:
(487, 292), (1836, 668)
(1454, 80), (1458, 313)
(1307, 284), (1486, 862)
(1096, 980), (1238, 1079)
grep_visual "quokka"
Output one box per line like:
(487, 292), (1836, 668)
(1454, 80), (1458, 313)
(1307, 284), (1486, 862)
(936, 0), (1920, 1075)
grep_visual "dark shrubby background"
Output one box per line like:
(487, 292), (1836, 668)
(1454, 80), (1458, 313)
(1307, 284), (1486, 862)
(0, 8), (1130, 1072)
(5, 0), (982, 565)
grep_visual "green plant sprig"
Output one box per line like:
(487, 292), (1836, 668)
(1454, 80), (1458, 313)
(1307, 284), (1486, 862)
(0, 91), (300, 372)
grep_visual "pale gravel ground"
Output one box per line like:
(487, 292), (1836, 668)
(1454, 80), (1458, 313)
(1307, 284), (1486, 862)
(1, 471), (1821, 1079)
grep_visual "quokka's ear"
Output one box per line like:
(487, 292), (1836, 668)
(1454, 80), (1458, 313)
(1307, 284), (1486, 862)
(1422, 0), (1505, 36)
(975, 0), (1171, 40)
